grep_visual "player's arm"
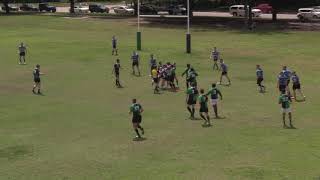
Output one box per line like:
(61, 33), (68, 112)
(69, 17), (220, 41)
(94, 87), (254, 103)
(278, 97), (282, 104)
(182, 70), (186, 77)
(140, 106), (144, 113)
(129, 107), (133, 114)
(218, 90), (223, 100)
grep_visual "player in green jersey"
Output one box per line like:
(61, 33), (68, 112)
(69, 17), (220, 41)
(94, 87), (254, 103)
(278, 91), (293, 128)
(198, 89), (211, 126)
(206, 83), (223, 118)
(186, 82), (198, 119)
(129, 99), (145, 139)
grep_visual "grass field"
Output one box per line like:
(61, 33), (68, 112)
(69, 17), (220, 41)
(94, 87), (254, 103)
(0, 15), (320, 180)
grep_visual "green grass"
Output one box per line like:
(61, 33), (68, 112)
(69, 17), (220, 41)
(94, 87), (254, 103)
(0, 15), (320, 180)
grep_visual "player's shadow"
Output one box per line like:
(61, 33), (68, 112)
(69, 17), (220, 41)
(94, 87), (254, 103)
(286, 126), (297, 130)
(214, 116), (226, 119)
(295, 99), (306, 103)
(202, 124), (212, 128)
(117, 85), (124, 88)
(190, 117), (202, 121)
(34, 93), (45, 96)
(132, 137), (147, 141)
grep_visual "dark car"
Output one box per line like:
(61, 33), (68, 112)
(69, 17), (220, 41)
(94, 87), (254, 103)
(254, 3), (273, 13)
(89, 4), (109, 13)
(167, 5), (187, 15)
(39, 3), (56, 12)
(20, 4), (38, 11)
(140, 4), (157, 15)
(2, 4), (19, 11)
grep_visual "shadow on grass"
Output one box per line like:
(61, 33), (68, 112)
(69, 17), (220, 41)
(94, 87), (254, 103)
(132, 137), (147, 141)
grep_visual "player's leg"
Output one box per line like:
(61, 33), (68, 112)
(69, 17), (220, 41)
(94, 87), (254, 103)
(200, 112), (207, 124)
(219, 74), (223, 84)
(37, 82), (41, 94)
(32, 82), (37, 93)
(205, 112), (210, 125)
(288, 112), (293, 127)
(226, 74), (231, 85)
(132, 63), (135, 75)
(187, 105), (192, 118)
(191, 104), (195, 119)
(133, 123), (141, 138)
(137, 116), (144, 135)
(137, 64), (141, 76)
(282, 112), (287, 128)
(23, 54), (26, 64)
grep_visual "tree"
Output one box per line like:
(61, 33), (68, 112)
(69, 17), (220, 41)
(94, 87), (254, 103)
(2, 0), (10, 14)
(70, 0), (75, 13)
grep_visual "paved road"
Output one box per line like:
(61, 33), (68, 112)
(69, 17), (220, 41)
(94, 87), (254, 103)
(56, 6), (298, 20)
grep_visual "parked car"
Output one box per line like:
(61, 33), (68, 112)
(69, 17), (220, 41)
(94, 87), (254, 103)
(89, 4), (109, 13)
(254, 3), (272, 13)
(167, 5), (187, 15)
(113, 6), (134, 14)
(39, 3), (56, 13)
(20, 4), (38, 11)
(2, 4), (19, 11)
(297, 8), (320, 21)
(139, 4), (157, 15)
(73, 4), (89, 13)
(229, 5), (262, 17)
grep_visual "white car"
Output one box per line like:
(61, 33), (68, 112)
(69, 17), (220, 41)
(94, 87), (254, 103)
(297, 8), (320, 21)
(229, 5), (262, 17)
(73, 4), (89, 13)
(113, 6), (134, 14)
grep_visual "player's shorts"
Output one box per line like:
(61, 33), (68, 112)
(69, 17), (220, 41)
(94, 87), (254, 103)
(200, 106), (208, 113)
(279, 85), (287, 92)
(153, 78), (159, 84)
(187, 99), (196, 105)
(132, 61), (139, 66)
(169, 75), (174, 82)
(257, 77), (263, 85)
(20, 52), (26, 56)
(132, 115), (142, 123)
(281, 108), (291, 113)
(34, 78), (40, 83)
(222, 71), (227, 75)
(293, 83), (301, 90)
(112, 45), (117, 49)
(213, 57), (218, 62)
(211, 99), (218, 105)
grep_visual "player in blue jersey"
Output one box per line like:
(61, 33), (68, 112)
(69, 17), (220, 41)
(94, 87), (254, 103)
(131, 51), (141, 76)
(291, 71), (306, 101)
(211, 47), (220, 71)
(256, 65), (266, 93)
(111, 36), (118, 56)
(219, 59), (231, 85)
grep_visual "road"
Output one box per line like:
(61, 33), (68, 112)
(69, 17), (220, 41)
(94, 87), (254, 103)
(56, 6), (298, 20)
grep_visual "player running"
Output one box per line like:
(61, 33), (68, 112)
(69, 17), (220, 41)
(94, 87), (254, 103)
(182, 64), (191, 89)
(151, 67), (160, 94)
(129, 99), (145, 139)
(131, 51), (141, 76)
(18, 42), (27, 65)
(256, 65), (266, 93)
(206, 83), (223, 118)
(219, 59), (231, 85)
(279, 90), (294, 128)
(111, 36), (118, 56)
(198, 89), (211, 126)
(32, 64), (44, 94)
(186, 83), (198, 119)
(211, 47), (220, 70)
(112, 59), (122, 87)
(291, 71), (306, 101)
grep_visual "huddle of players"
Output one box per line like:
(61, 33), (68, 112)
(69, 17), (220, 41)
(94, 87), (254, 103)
(152, 61), (178, 91)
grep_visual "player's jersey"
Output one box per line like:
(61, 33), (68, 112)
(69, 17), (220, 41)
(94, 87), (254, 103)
(33, 68), (40, 79)
(19, 45), (26, 53)
(278, 74), (287, 86)
(221, 63), (228, 72)
(256, 68), (263, 78)
(182, 67), (190, 78)
(291, 75), (300, 85)
(206, 88), (221, 100)
(212, 51), (219, 61)
(132, 54), (139, 62)
(279, 94), (290, 109)
(112, 38), (117, 47)
(130, 103), (142, 116)
(198, 95), (208, 108)
(150, 58), (157, 67)
(114, 63), (120, 73)
(151, 69), (158, 78)
(282, 70), (292, 80)
(186, 87), (198, 102)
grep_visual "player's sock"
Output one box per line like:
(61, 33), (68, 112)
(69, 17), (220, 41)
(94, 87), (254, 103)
(207, 116), (211, 125)
(187, 107), (192, 115)
(200, 114), (206, 121)
(191, 108), (195, 118)
(135, 129), (141, 138)
(138, 125), (144, 134)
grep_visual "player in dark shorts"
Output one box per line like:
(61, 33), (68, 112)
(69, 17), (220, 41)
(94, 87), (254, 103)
(211, 47), (220, 71)
(277, 72), (288, 94)
(198, 89), (211, 126)
(186, 68), (198, 89)
(112, 59), (122, 87)
(151, 67), (159, 93)
(206, 83), (223, 119)
(291, 71), (306, 101)
(256, 65), (266, 93)
(111, 36), (118, 56)
(129, 99), (145, 139)
(279, 90), (293, 128)
(172, 63), (179, 87)
(149, 54), (157, 73)
(182, 64), (191, 89)
(131, 51), (141, 76)
(32, 64), (44, 94)
(219, 59), (231, 86)
(186, 82), (198, 119)
(18, 42), (27, 65)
